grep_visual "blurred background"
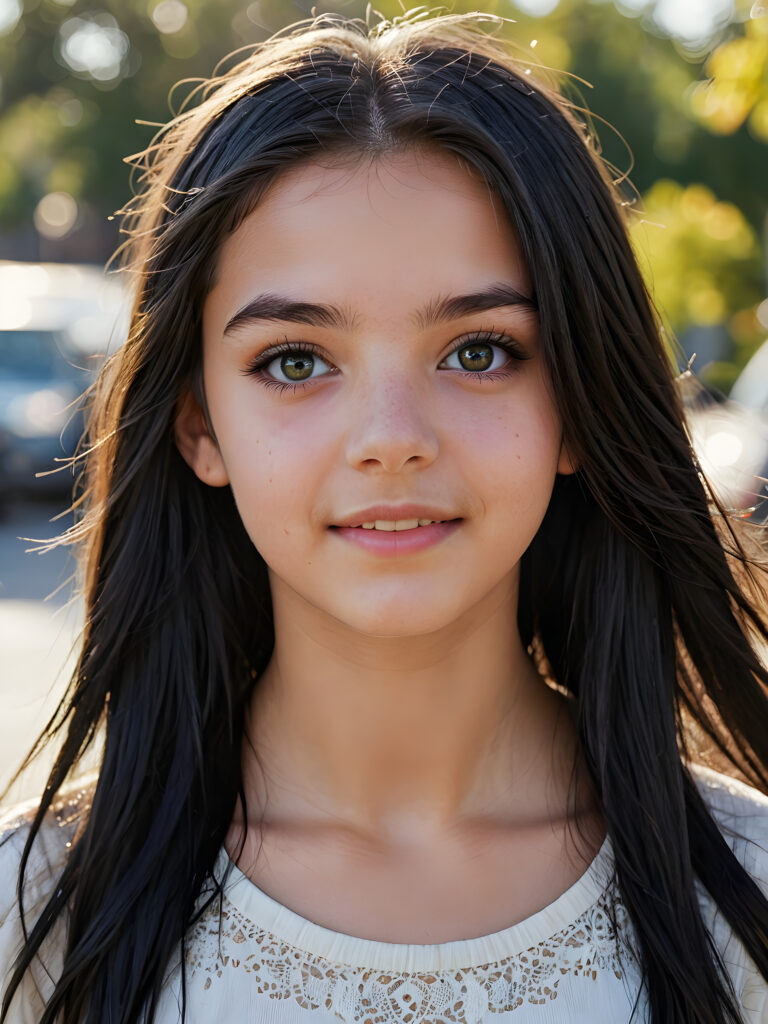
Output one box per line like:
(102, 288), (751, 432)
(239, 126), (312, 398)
(0, 0), (767, 800)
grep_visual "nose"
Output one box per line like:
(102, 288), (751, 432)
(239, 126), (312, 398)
(344, 371), (439, 474)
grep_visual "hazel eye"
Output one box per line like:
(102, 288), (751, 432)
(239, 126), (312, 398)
(445, 343), (496, 372)
(440, 335), (524, 374)
(263, 350), (333, 383)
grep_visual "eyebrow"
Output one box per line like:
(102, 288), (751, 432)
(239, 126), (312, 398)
(223, 282), (538, 337)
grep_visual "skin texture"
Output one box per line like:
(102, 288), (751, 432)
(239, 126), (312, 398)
(175, 147), (604, 942)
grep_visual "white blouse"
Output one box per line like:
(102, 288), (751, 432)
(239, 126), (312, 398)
(1, 763), (767, 1023)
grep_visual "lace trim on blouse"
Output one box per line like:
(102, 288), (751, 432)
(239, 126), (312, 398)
(186, 879), (634, 1022)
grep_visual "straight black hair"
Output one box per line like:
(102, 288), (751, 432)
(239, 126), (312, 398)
(3, 10), (768, 1023)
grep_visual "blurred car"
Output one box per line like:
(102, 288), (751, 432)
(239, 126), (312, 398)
(0, 327), (90, 503)
(0, 261), (128, 507)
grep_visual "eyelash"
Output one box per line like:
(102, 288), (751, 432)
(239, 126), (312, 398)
(241, 330), (531, 394)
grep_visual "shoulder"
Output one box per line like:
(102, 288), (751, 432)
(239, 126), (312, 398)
(687, 761), (768, 1021)
(0, 780), (92, 1020)
(688, 761), (768, 871)
(0, 780), (90, 910)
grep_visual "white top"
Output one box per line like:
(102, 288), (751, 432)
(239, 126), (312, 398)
(1, 763), (767, 1023)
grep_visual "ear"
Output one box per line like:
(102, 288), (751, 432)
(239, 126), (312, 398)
(174, 389), (230, 487)
(556, 437), (579, 476)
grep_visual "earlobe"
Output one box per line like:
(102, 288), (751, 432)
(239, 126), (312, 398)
(557, 438), (579, 475)
(174, 390), (230, 487)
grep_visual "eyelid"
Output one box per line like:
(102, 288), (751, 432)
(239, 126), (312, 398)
(441, 329), (531, 364)
(241, 339), (333, 376)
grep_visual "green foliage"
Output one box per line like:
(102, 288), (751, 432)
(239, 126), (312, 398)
(630, 180), (762, 330)
(629, 180), (766, 387)
(690, 14), (768, 141)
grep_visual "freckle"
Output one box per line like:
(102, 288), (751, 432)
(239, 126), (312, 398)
(269, 477), (272, 483)
(517, 455), (521, 460)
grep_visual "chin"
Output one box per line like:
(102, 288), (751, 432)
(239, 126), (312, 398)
(334, 602), (462, 639)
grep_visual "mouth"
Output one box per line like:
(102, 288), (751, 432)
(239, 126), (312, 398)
(330, 517), (462, 532)
(328, 517), (463, 556)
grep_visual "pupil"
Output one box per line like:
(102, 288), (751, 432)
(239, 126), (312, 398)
(459, 344), (493, 371)
(282, 353), (313, 381)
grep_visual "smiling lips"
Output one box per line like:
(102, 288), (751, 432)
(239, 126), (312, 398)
(330, 517), (462, 555)
(354, 518), (449, 531)
(329, 505), (463, 554)
(332, 505), (459, 528)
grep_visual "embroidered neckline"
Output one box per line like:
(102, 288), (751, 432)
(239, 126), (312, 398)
(186, 881), (635, 1022)
(211, 832), (615, 972)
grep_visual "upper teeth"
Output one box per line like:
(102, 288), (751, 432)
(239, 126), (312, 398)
(360, 519), (443, 531)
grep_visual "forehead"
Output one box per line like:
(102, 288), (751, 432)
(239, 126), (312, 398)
(205, 147), (531, 329)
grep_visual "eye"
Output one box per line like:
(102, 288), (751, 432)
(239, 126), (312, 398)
(264, 349), (332, 383)
(243, 341), (336, 391)
(439, 331), (530, 376)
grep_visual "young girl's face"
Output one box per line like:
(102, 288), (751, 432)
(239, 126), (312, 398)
(181, 146), (573, 637)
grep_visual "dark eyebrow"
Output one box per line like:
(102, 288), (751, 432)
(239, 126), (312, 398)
(224, 295), (357, 336)
(223, 282), (538, 337)
(413, 283), (538, 330)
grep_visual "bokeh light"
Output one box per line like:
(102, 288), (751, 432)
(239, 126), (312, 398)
(151, 0), (189, 35)
(0, 0), (19, 36)
(513, 0), (561, 16)
(33, 192), (78, 239)
(0, 0), (21, 36)
(58, 14), (130, 82)
(58, 97), (84, 127)
(654, 0), (734, 48)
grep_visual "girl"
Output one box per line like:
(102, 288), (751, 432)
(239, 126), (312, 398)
(1, 9), (768, 1023)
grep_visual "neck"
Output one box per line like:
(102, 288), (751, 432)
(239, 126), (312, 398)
(240, 573), (584, 842)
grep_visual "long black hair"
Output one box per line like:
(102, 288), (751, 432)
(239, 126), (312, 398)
(3, 10), (768, 1023)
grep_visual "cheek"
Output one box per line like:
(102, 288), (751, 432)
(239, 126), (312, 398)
(443, 387), (562, 573)
(211, 389), (339, 548)
(445, 382), (562, 500)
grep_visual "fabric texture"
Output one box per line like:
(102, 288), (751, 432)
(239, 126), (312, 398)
(1, 763), (767, 1023)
